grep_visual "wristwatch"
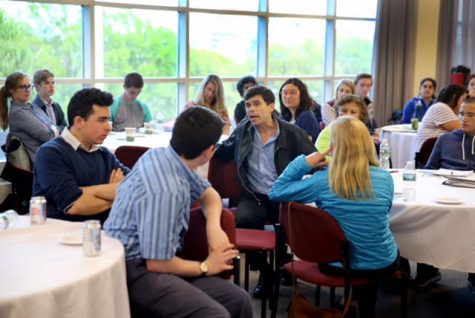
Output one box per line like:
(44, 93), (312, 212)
(199, 261), (208, 276)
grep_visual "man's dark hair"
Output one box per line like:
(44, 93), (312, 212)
(437, 84), (466, 109)
(68, 88), (113, 127)
(236, 75), (257, 97)
(124, 72), (144, 88)
(171, 106), (225, 160)
(354, 73), (372, 85)
(463, 96), (475, 105)
(244, 85), (275, 104)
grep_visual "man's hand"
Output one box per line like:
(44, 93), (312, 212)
(204, 243), (239, 276)
(305, 149), (331, 169)
(109, 168), (124, 184)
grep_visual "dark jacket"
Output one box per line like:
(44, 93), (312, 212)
(32, 94), (68, 131)
(214, 117), (316, 201)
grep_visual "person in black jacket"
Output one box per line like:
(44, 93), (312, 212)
(32, 69), (67, 132)
(215, 85), (316, 298)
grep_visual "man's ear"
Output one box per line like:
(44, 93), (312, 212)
(73, 116), (84, 128)
(34, 84), (41, 92)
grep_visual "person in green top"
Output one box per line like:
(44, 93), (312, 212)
(316, 94), (370, 161)
(110, 72), (152, 131)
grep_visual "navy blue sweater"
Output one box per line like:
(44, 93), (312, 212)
(33, 137), (129, 222)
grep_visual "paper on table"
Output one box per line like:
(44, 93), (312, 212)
(433, 169), (474, 177)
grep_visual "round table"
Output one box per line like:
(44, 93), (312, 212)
(389, 170), (475, 272)
(380, 124), (417, 168)
(0, 217), (130, 318)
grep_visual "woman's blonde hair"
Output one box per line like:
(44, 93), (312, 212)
(193, 74), (228, 119)
(334, 79), (355, 103)
(329, 116), (379, 200)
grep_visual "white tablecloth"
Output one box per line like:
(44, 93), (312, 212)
(0, 217), (130, 318)
(381, 125), (417, 168)
(389, 171), (475, 272)
(103, 131), (173, 153)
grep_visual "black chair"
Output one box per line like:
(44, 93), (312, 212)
(415, 137), (438, 168)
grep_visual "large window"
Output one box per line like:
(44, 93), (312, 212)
(0, 0), (377, 120)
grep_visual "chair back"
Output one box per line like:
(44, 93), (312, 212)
(280, 202), (349, 265)
(114, 145), (149, 169)
(415, 136), (437, 168)
(178, 207), (236, 279)
(207, 157), (241, 207)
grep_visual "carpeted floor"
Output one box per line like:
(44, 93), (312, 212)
(244, 259), (475, 317)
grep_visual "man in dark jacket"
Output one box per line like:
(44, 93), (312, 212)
(214, 85), (316, 297)
(32, 69), (68, 132)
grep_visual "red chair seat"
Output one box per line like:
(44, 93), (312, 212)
(236, 229), (275, 251)
(283, 260), (372, 287)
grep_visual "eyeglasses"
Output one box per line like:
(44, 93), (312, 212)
(17, 84), (34, 91)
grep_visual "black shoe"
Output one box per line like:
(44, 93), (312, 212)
(410, 270), (441, 288)
(252, 270), (274, 299)
(252, 283), (265, 299)
(279, 269), (293, 286)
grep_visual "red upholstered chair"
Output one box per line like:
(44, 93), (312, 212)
(271, 202), (407, 318)
(114, 145), (150, 169)
(208, 157), (277, 318)
(415, 136), (438, 169)
(177, 207), (239, 284)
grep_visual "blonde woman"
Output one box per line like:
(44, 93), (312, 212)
(321, 79), (355, 126)
(186, 74), (231, 134)
(270, 116), (398, 318)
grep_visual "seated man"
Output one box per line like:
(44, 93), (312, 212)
(33, 88), (129, 223)
(32, 69), (68, 132)
(214, 85), (316, 297)
(423, 96), (475, 292)
(104, 106), (252, 317)
(110, 72), (152, 131)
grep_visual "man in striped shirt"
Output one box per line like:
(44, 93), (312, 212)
(105, 106), (252, 318)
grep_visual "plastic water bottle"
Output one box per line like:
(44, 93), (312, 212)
(0, 210), (19, 231)
(402, 160), (416, 201)
(379, 139), (391, 169)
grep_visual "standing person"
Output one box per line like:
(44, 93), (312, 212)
(270, 116), (398, 318)
(104, 106), (252, 318)
(186, 74), (231, 134)
(110, 72), (152, 131)
(33, 88), (129, 223)
(355, 73), (378, 134)
(32, 69), (68, 132)
(401, 77), (437, 124)
(214, 85), (316, 298)
(415, 84), (466, 152)
(321, 79), (355, 126)
(279, 78), (320, 142)
(0, 71), (57, 164)
(234, 75), (257, 124)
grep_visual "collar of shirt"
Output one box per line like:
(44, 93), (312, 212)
(165, 145), (202, 182)
(40, 97), (54, 107)
(250, 116), (280, 145)
(61, 128), (100, 152)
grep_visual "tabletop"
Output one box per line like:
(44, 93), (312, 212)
(389, 170), (475, 272)
(0, 216), (130, 318)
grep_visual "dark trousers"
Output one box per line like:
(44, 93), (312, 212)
(319, 258), (399, 318)
(126, 259), (252, 318)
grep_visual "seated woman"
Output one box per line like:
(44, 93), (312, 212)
(321, 79), (355, 126)
(401, 77), (436, 124)
(0, 71), (57, 164)
(279, 78), (320, 142)
(186, 74), (231, 134)
(316, 94), (370, 161)
(415, 84), (466, 152)
(269, 116), (398, 318)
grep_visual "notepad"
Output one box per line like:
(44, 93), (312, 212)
(433, 169), (474, 177)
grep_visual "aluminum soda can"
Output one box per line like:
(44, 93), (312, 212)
(30, 196), (47, 225)
(83, 220), (102, 257)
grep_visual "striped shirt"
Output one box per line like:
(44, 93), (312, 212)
(415, 102), (459, 152)
(104, 145), (210, 260)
